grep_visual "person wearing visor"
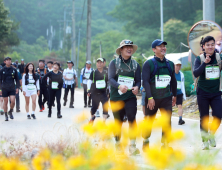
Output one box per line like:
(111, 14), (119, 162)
(0, 57), (20, 121)
(174, 60), (186, 125)
(109, 40), (141, 155)
(142, 39), (177, 151)
(87, 58), (109, 123)
(80, 60), (93, 108)
(18, 59), (26, 74)
(193, 36), (222, 150)
(63, 61), (78, 108)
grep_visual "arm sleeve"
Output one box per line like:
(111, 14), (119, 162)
(87, 80), (92, 92)
(89, 71), (93, 81)
(22, 74), (26, 91)
(15, 69), (20, 89)
(108, 60), (120, 89)
(142, 61), (152, 99)
(134, 64), (141, 88)
(193, 57), (206, 78)
(170, 64), (177, 97)
(36, 79), (40, 90)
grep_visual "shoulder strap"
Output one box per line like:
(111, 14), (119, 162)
(93, 71), (95, 83)
(165, 59), (173, 76)
(215, 53), (221, 70)
(150, 58), (158, 79)
(200, 54), (205, 64)
(131, 59), (138, 76)
(83, 68), (86, 75)
(44, 68), (47, 75)
(115, 58), (121, 75)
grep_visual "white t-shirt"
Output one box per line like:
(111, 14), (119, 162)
(22, 73), (40, 91)
(81, 67), (93, 84)
(63, 68), (77, 85)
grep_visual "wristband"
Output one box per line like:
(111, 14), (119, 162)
(148, 97), (153, 100)
(118, 85), (120, 89)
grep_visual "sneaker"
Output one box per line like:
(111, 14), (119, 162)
(57, 113), (62, 119)
(123, 115), (127, 122)
(88, 105), (92, 107)
(89, 116), (96, 124)
(142, 140), (149, 152)
(202, 141), (209, 150)
(209, 137), (216, 147)
(8, 110), (14, 119)
(5, 113), (8, 121)
(52, 103), (55, 107)
(84, 105), (87, 108)
(96, 111), (100, 117)
(129, 144), (140, 155)
(27, 115), (31, 119)
(39, 109), (43, 112)
(48, 110), (52, 118)
(0, 110), (4, 115)
(42, 105), (44, 111)
(63, 101), (66, 106)
(69, 105), (74, 108)
(16, 109), (20, 113)
(178, 119), (185, 125)
(31, 114), (36, 119)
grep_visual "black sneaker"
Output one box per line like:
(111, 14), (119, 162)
(16, 109), (20, 113)
(31, 114), (36, 119)
(63, 101), (66, 106)
(27, 115), (31, 119)
(89, 115), (96, 124)
(5, 113), (8, 121)
(88, 105), (92, 107)
(69, 105), (74, 108)
(178, 119), (185, 125)
(52, 103), (55, 107)
(57, 113), (62, 119)
(123, 115), (127, 122)
(8, 111), (14, 119)
(84, 105), (87, 108)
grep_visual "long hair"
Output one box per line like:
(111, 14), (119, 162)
(25, 63), (36, 82)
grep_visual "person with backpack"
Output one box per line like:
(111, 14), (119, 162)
(0, 57), (20, 121)
(87, 58), (109, 123)
(43, 62), (63, 118)
(0, 65), (3, 115)
(18, 59), (26, 75)
(46, 61), (55, 107)
(174, 60), (186, 125)
(80, 60), (93, 108)
(142, 39), (177, 151)
(22, 63), (40, 119)
(109, 40), (141, 155)
(36, 60), (48, 112)
(63, 61), (78, 108)
(193, 36), (222, 150)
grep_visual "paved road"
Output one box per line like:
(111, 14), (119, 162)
(0, 89), (222, 165)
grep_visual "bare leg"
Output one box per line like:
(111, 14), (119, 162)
(178, 105), (183, 117)
(31, 94), (37, 112)
(25, 97), (30, 113)
(3, 97), (8, 112)
(9, 95), (16, 110)
(0, 97), (3, 110)
(142, 105), (145, 116)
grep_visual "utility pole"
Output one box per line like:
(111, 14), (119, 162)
(86, 0), (91, 61)
(203, 0), (215, 21)
(100, 41), (102, 58)
(160, 0), (163, 41)
(71, 0), (76, 68)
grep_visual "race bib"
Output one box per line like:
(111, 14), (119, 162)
(66, 73), (74, 79)
(96, 80), (106, 89)
(117, 75), (134, 90)
(205, 66), (220, 80)
(177, 81), (181, 90)
(52, 82), (59, 89)
(155, 75), (171, 89)
(27, 84), (36, 91)
(85, 72), (90, 79)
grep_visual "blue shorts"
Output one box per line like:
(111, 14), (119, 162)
(141, 91), (146, 106)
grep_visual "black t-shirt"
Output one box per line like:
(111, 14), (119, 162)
(36, 68), (47, 86)
(43, 71), (63, 89)
(89, 69), (108, 94)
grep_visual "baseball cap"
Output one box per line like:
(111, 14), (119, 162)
(21, 59), (24, 61)
(67, 61), (74, 65)
(174, 60), (182, 65)
(12, 63), (17, 67)
(151, 39), (167, 48)
(86, 60), (91, 64)
(97, 58), (104, 62)
(4, 57), (11, 61)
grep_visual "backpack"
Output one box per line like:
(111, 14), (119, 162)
(83, 67), (93, 79)
(150, 57), (173, 82)
(115, 57), (138, 76)
(193, 53), (222, 91)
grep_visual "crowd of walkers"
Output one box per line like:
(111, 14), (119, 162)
(0, 35), (221, 154)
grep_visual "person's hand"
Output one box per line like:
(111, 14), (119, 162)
(20, 87), (22, 92)
(147, 98), (155, 110)
(37, 91), (40, 96)
(16, 88), (18, 94)
(87, 93), (91, 97)
(0, 90), (2, 96)
(132, 86), (139, 95)
(204, 54), (211, 64)
(172, 96), (177, 106)
(23, 91), (26, 96)
(81, 83), (83, 87)
(119, 85), (128, 93)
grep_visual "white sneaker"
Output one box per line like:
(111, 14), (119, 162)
(96, 111), (100, 117)
(209, 138), (216, 147)
(202, 141), (209, 150)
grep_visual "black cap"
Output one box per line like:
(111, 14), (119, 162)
(47, 61), (53, 64)
(39, 59), (45, 63)
(4, 57), (11, 61)
(67, 61), (74, 65)
(103, 58), (106, 62)
(151, 39), (167, 48)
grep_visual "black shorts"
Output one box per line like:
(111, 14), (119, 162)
(2, 89), (15, 97)
(176, 93), (183, 105)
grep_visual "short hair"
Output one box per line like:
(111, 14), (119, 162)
(53, 62), (60, 68)
(200, 36), (215, 48)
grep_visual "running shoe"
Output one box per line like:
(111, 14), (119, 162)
(8, 110), (14, 119)
(63, 101), (66, 106)
(16, 109), (20, 113)
(42, 105), (45, 110)
(40, 109), (43, 112)
(84, 105), (87, 108)
(27, 115), (31, 119)
(96, 111), (100, 117)
(123, 115), (127, 122)
(88, 104), (92, 107)
(31, 114), (36, 119)
(178, 119), (185, 125)
(57, 113), (62, 119)
(69, 105), (74, 108)
(0, 110), (4, 115)
(129, 144), (140, 155)
(5, 113), (8, 121)
(89, 116), (96, 124)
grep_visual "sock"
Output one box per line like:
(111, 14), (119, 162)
(179, 116), (182, 120)
(32, 111), (35, 115)
(27, 112), (30, 115)
(130, 139), (136, 145)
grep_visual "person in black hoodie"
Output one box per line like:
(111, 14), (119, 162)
(43, 62), (63, 118)
(0, 57), (20, 121)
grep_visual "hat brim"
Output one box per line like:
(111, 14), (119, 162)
(155, 41), (167, 47)
(116, 44), (138, 55)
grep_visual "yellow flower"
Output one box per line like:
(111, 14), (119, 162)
(49, 155), (65, 170)
(67, 155), (85, 168)
(104, 101), (125, 112)
(75, 111), (88, 123)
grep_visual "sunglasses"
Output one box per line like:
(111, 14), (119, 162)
(124, 41), (133, 45)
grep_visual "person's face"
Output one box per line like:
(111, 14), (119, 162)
(86, 63), (91, 68)
(175, 64), (181, 73)
(21, 61), (24, 64)
(96, 61), (103, 69)
(68, 63), (73, 68)
(120, 45), (133, 57)
(203, 40), (215, 55)
(5, 59), (11, 66)
(47, 63), (52, 68)
(28, 64), (34, 71)
(103, 61), (106, 67)
(15, 61), (18, 64)
(152, 44), (166, 56)
(53, 64), (59, 71)
(39, 62), (44, 68)
(216, 41), (221, 46)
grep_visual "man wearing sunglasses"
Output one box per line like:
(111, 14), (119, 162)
(109, 40), (141, 155)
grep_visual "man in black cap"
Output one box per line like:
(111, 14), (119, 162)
(63, 61), (78, 108)
(36, 59), (48, 112)
(18, 59), (26, 74)
(0, 57), (20, 121)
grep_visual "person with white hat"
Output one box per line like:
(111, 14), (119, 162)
(80, 60), (93, 108)
(109, 40), (141, 155)
(174, 60), (186, 125)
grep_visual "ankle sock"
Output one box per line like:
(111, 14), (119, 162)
(32, 111), (35, 115)
(179, 116), (182, 120)
(27, 113), (30, 115)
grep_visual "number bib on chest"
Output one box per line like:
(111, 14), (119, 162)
(177, 81), (181, 90)
(66, 73), (74, 79)
(85, 72), (90, 79)
(52, 82), (59, 89)
(205, 66), (220, 80)
(27, 84), (36, 91)
(155, 75), (171, 89)
(96, 80), (106, 89)
(117, 75), (134, 90)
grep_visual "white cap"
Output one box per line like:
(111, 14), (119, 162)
(174, 60), (182, 65)
(86, 60), (91, 64)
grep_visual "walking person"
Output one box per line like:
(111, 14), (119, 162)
(36, 60), (48, 112)
(63, 61), (78, 108)
(193, 36), (222, 150)
(22, 63), (40, 119)
(0, 65), (3, 115)
(43, 62), (63, 118)
(142, 39), (177, 150)
(174, 60), (186, 125)
(18, 59), (26, 75)
(0, 57), (20, 121)
(80, 61), (93, 108)
(109, 40), (141, 155)
(87, 58), (109, 123)
(46, 61), (55, 107)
